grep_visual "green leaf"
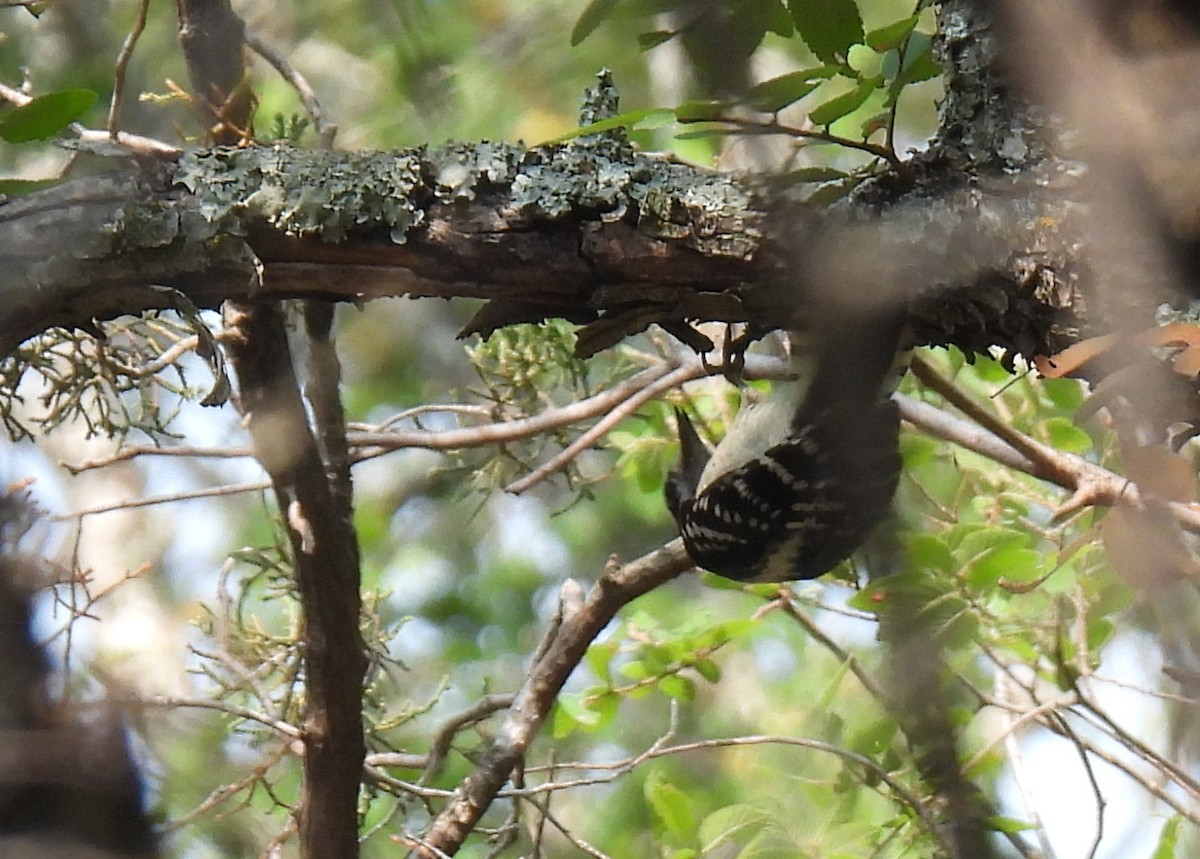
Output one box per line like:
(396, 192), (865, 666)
(801, 173), (868, 203)
(847, 580), (889, 612)
(848, 717), (899, 757)
(0, 178), (62, 195)
(966, 545), (1044, 590)
(641, 643), (671, 674)
(895, 32), (940, 86)
(779, 165), (850, 184)
(816, 659), (852, 711)
(571, 0), (619, 46)
(657, 674), (695, 701)
(585, 640), (617, 684)
(675, 99), (730, 122)
(847, 44), (882, 77)
(906, 533), (955, 574)
(674, 127), (728, 141)
(1042, 416), (1093, 453)
(582, 688), (620, 732)
(699, 804), (772, 851)
(745, 66), (840, 112)
(954, 525), (1029, 560)
(551, 699), (579, 738)
(899, 431), (938, 467)
(619, 659), (649, 681)
(546, 107), (675, 143)
(1041, 376), (1086, 411)
(1086, 616), (1116, 654)
(698, 569), (751, 590)
(861, 111), (890, 139)
(1152, 816), (1181, 859)
(808, 76), (880, 127)
(788, 0), (864, 63)
(693, 657), (721, 683)
(645, 771), (699, 845)
(764, 0), (795, 37)
(987, 816), (1038, 834)
(0, 89), (98, 143)
(554, 692), (601, 734)
(638, 30), (676, 51)
(866, 15), (919, 50)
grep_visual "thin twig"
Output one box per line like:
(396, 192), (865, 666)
(897, 381), (1200, 534)
(108, 0), (151, 137)
(49, 480), (271, 520)
(505, 361), (698, 493)
(705, 115), (907, 174)
(991, 673), (1058, 858)
(774, 593), (887, 702)
(419, 693), (516, 785)
(135, 694), (302, 739)
(1053, 715), (1105, 859)
(244, 29), (337, 145)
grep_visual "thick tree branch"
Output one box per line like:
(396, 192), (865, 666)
(0, 99), (1090, 368)
(221, 302), (366, 859)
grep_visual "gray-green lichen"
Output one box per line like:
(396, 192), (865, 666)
(506, 70), (760, 257)
(170, 72), (760, 258)
(175, 146), (426, 243)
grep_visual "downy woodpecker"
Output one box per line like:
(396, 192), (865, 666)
(664, 314), (904, 583)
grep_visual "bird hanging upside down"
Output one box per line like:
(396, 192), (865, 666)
(664, 312), (906, 583)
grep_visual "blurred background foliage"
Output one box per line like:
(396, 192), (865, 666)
(1, 1), (1192, 857)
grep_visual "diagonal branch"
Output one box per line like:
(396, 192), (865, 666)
(408, 542), (693, 857)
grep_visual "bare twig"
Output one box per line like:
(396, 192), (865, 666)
(774, 591), (887, 702)
(1054, 716), (1105, 859)
(699, 114), (908, 174)
(164, 744), (292, 833)
(1036, 712), (1200, 827)
(419, 693), (516, 784)
(245, 29), (336, 145)
(990, 672), (1058, 858)
(505, 361), (697, 493)
(62, 444), (257, 474)
(376, 702), (944, 850)
(136, 694), (302, 739)
(107, 0), (150, 137)
(353, 359), (684, 455)
(48, 480), (271, 520)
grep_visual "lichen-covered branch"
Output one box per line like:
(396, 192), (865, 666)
(0, 54), (1108, 370)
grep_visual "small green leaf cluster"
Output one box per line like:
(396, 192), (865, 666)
(568, 0), (940, 175)
(608, 399), (687, 496)
(466, 320), (589, 412)
(643, 773), (804, 859)
(553, 612), (753, 738)
(0, 88), (98, 195)
(891, 349), (1131, 693)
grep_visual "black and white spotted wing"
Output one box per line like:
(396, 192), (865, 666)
(675, 399), (901, 582)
